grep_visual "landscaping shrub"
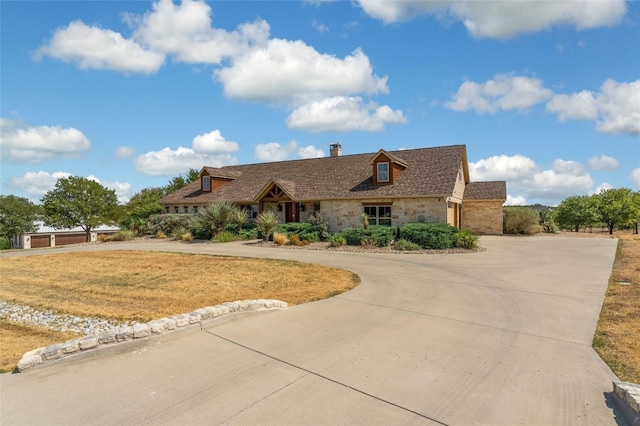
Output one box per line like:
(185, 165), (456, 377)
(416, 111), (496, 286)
(238, 226), (259, 240)
(329, 234), (346, 247)
(361, 237), (377, 248)
(172, 227), (191, 241)
(342, 225), (394, 247)
(148, 214), (192, 236)
(393, 239), (421, 251)
(503, 207), (541, 235)
(110, 230), (135, 241)
(0, 237), (10, 250)
(257, 211), (279, 241)
(454, 230), (479, 249)
(274, 222), (327, 242)
(299, 232), (319, 243)
(273, 232), (289, 246)
(399, 223), (458, 249)
(212, 230), (243, 243)
(289, 234), (309, 246)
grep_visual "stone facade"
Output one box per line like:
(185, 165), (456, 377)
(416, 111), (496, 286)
(462, 200), (504, 235)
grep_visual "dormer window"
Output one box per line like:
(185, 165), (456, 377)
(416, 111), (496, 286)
(202, 175), (211, 192)
(377, 162), (389, 183)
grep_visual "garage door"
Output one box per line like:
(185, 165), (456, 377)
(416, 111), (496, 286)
(30, 235), (51, 248)
(55, 233), (87, 246)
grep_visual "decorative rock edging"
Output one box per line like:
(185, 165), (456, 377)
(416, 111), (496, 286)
(16, 299), (287, 373)
(613, 381), (640, 426)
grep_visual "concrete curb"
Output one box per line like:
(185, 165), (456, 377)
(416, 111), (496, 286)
(16, 299), (288, 373)
(613, 381), (640, 426)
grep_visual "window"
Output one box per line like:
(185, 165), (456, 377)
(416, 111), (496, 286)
(193, 206), (198, 215)
(202, 175), (211, 192)
(183, 206), (189, 214)
(377, 162), (389, 183)
(364, 205), (392, 226)
(165, 206), (170, 213)
(174, 206), (179, 213)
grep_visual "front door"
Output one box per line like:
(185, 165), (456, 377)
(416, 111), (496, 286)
(285, 202), (299, 223)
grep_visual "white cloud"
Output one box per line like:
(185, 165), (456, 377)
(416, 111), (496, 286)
(86, 175), (134, 203)
(134, 129), (239, 176)
(287, 96), (407, 132)
(254, 141), (324, 162)
(445, 74), (553, 114)
(630, 169), (640, 189)
(470, 155), (594, 206)
(10, 171), (71, 199)
(357, 0), (627, 39)
(545, 91), (598, 122)
(115, 146), (135, 159)
(506, 194), (527, 206)
(191, 130), (239, 154)
(0, 119), (91, 163)
(596, 80), (640, 135)
(545, 79), (640, 135)
(590, 182), (614, 195)
(131, 0), (269, 64)
(34, 21), (165, 74)
(587, 155), (619, 171)
(312, 20), (329, 33)
(215, 41), (388, 105)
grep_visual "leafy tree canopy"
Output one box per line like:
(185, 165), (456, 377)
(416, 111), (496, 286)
(594, 188), (636, 235)
(165, 168), (199, 194)
(41, 176), (120, 241)
(124, 187), (165, 220)
(0, 195), (42, 244)
(553, 195), (597, 232)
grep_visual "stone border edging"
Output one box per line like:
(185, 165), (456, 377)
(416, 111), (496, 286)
(613, 381), (640, 426)
(16, 299), (288, 373)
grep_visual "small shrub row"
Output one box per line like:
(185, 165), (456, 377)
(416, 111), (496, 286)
(399, 223), (459, 249)
(341, 225), (395, 247)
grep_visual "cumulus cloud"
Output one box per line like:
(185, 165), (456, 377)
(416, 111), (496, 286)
(10, 171), (71, 199)
(34, 21), (165, 74)
(287, 96), (407, 132)
(631, 169), (640, 189)
(470, 155), (594, 206)
(545, 91), (598, 122)
(134, 129), (239, 176)
(506, 194), (527, 206)
(545, 79), (640, 135)
(0, 118), (91, 163)
(445, 74), (553, 114)
(86, 174), (134, 203)
(356, 0), (627, 39)
(254, 141), (324, 162)
(587, 155), (619, 171)
(115, 146), (135, 159)
(215, 42), (388, 105)
(131, 0), (269, 64)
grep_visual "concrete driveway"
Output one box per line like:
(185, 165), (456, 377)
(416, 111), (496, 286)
(0, 236), (625, 425)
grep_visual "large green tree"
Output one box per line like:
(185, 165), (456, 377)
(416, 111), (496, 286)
(594, 188), (636, 235)
(553, 195), (597, 232)
(121, 187), (165, 234)
(41, 176), (120, 242)
(0, 195), (42, 247)
(165, 168), (199, 194)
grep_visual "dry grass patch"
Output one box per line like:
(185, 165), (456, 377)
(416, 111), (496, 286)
(593, 232), (640, 383)
(0, 320), (78, 373)
(0, 251), (359, 323)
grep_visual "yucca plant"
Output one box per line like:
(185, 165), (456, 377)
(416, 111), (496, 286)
(197, 200), (237, 236)
(257, 211), (279, 241)
(231, 208), (250, 234)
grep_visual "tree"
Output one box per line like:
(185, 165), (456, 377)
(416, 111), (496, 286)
(553, 195), (597, 232)
(41, 176), (120, 242)
(121, 187), (165, 234)
(165, 168), (199, 194)
(633, 191), (640, 234)
(594, 188), (635, 235)
(0, 195), (42, 248)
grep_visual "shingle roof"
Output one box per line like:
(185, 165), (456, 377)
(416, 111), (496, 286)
(463, 181), (507, 201)
(159, 145), (498, 204)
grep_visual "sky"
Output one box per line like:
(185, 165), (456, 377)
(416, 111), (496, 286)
(1, 0), (639, 207)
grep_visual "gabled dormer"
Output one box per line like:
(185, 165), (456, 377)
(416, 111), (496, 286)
(200, 167), (237, 192)
(369, 149), (408, 186)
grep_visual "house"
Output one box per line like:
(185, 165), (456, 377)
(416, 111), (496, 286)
(158, 144), (506, 235)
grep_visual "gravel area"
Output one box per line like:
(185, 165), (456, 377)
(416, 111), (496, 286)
(0, 301), (131, 336)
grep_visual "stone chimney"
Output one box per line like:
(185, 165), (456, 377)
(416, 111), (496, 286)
(329, 143), (342, 157)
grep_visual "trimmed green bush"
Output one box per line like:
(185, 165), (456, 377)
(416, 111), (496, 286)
(329, 234), (346, 247)
(299, 232), (320, 243)
(212, 230), (243, 243)
(453, 230), (479, 249)
(342, 225), (395, 247)
(399, 223), (458, 249)
(393, 239), (421, 251)
(148, 214), (192, 236)
(503, 207), (541, 235)
(0, 237), (11, 250)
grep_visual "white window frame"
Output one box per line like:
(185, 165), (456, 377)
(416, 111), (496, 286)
(202, 175), (211, 192)
(377, 162), (389, 183)
(364, 205), (392, 226)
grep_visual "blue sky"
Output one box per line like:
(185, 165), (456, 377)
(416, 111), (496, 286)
(1, 0), (638, 206)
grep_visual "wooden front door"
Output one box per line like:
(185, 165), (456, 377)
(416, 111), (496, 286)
(285, 202), (299, 223)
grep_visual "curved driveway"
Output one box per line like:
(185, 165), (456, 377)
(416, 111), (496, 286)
(0, 236), (623, 425)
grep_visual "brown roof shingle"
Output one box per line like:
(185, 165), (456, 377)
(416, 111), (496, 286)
(463, 181), (507, 201)
(160, 145), (482, 204)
